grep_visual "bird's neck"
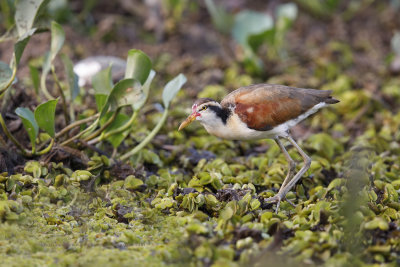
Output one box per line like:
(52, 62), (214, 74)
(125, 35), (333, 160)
(200, 105), (234, 139)
(207, 105), (231, 124)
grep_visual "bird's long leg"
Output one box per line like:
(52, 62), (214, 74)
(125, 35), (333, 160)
(265, 135), (311, 212)
(274, 137), (296, 190)
(279, 135), (311, 196)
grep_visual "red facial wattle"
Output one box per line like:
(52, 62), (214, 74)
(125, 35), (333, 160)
(192, 104), (201, 117)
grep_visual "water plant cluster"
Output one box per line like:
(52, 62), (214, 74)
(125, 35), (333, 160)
(1, 0), (400, 266)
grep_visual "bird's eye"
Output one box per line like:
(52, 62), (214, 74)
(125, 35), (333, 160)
(201, 106), (208, 111)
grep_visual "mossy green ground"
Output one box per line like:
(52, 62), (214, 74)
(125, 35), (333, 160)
(1, 72), (400, 266)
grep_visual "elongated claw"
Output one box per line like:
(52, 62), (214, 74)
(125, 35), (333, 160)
(264, 194), (297, 213)
(264, 194), (283, 213)
(285, 197), (296, 208)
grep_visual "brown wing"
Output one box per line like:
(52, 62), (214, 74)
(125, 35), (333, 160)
(221, 84), (338, 131)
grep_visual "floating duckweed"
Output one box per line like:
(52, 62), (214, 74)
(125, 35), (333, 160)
(70, 170), (93, 182)
(3, 131), (399, 266)
(24, 161), (47, 178)
(152, 197), (175, 209)
(365, 217), (390, 232)
(236, 237), (254, 250)
(54, 174), (66, 187)
(124, 175), (144, 190)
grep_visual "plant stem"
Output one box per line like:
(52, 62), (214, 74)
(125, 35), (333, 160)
(35, 138), (54, 155)
(34, 114), (99, 152)
(51, 66), (70, 125)
(60, 118), (100, 146)
(87, 136), (100, 146)
(69, 104), (75, 122)
(100, 110), (138, 141)
(55, 113), (99, 139)
(87, 110), (138, 146)
(0, 87), (12, 115)
(41, 66), (56, 100)
(84, 107), (121, 142)
(0, 113), (30, 156)
(119, 108), (168, 161)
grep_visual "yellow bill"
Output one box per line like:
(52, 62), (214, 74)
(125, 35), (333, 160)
(178, 113), (197, 131)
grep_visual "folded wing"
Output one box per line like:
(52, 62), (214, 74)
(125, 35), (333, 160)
(221, 84), (338, 131)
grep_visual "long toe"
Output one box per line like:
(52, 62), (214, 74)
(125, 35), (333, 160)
(285, 197), (296, 207)
(264, 195), (283, 214)
(265, 194), (297, 213)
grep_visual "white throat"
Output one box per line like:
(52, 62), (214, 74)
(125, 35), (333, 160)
(197, 111), (255, 140)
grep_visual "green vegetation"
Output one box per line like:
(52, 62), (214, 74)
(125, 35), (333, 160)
(0, 2), (186, 159)
(1, 1), (400, 266)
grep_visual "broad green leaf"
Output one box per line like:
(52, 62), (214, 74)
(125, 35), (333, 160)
(0, 61), (13, 90)
(248, 28), (275, 52)
(29, 64), (40, 94)
(162, 73), (187, 108)
(93, 67), (113, 111)
(204, 0), (234, 34)
(100, 50), (152, 114)
(232, 10), (273, 48)
(14, 32), (33, 65)
(61, 54), (79, 101)
(50, 21), (65, 62)
(109, 79), (139, 109)
(95, 94), (108, 112)
(34, 99), (59, 137)
(132, 70), (156, 111)
(124, 49), (152, 84)
(1, 30), (34, 93)
(92, 66), (113, 95)
(15, 0), (46, 38)
(15, 107), (39, 150)
(100, 79), (138, 118)
(40, 21), (65, 99)
(102, 113), (130, 148)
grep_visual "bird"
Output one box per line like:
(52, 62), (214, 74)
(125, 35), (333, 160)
(178, 84), (339, 212)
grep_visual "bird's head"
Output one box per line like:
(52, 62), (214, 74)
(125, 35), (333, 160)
(178, 98), (223, 131)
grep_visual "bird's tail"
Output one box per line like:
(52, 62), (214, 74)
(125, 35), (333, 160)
(324, 96), (340, 104)
(310, 89), (340, 104)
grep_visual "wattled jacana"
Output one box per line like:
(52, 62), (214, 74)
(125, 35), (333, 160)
(179, 84), (339, 211)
